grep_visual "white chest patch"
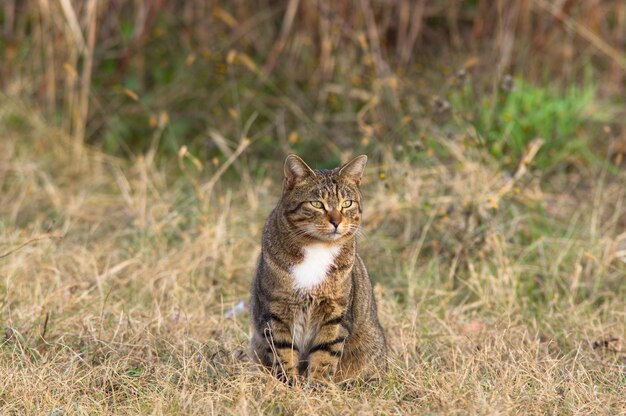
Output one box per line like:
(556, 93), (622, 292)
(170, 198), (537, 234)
(291, 244), (340, 290)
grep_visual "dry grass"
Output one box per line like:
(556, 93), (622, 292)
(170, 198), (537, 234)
(1, 100), (625, 415)
(2, 1), (625, 414)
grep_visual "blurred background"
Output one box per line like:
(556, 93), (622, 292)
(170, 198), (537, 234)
(2, 0), (625, 167)
(1, 2), (626, 413)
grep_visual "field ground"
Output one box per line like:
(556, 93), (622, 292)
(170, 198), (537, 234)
(1, 97), (625, 415)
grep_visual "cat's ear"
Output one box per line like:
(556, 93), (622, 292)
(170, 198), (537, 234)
(339, 155), (367, 185)
(284, 154), (315, 188)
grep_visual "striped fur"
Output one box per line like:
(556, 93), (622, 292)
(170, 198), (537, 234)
(249, 154), (386, 383)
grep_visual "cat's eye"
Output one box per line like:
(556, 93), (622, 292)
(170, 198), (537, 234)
(342, 200), (353, 208)
(310, 201), (324, 209)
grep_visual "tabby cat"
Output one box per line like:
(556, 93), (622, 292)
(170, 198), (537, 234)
(249, 154), (386, 383)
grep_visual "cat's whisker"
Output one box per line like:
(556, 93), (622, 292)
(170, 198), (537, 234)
(347, 224), (368, 241)
(284, 228), (313, 244)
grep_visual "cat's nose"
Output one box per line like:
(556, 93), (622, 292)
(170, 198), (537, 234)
(328, 210), (342, 227)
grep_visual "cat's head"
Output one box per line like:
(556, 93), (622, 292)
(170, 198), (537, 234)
(280, 154), (367, 242)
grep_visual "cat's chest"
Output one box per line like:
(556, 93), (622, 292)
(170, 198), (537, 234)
(291, 244), (340, 291)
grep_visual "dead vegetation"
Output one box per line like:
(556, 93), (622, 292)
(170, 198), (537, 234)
(1, 0), (626, 414)
(1, 99), (625, 414)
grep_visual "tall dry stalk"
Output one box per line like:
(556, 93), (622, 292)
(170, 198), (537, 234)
(74, 0), (98, 159)
(38, 0), (56, 115)
(2, 0), (625, 148)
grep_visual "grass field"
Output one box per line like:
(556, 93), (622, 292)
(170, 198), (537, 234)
(2, 1), (626, 414)
(1, 97), (625, 414)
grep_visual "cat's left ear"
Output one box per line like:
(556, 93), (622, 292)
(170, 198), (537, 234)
(339, 155), (368, 185)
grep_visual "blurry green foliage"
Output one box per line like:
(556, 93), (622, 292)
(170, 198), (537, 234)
(1, 1), (616, 177)
(452, 79), (596, 170)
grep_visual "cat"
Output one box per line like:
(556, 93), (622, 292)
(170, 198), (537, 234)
(249, 154), (386, 384)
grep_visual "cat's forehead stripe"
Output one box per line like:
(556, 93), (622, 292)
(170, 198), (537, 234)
(302, 168), (359, 204)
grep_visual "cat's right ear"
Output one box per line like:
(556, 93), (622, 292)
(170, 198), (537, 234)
(284, 154), (315, 190)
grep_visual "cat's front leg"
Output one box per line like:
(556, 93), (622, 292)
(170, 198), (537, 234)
(307, 314), (349, 382)
(263, 317), (299, 383)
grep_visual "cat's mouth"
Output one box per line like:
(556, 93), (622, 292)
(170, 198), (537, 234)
(300, 224), (354, 241)
(314, 227), (347, 241)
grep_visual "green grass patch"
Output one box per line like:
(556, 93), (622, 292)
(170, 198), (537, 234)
(452, 79), (596, 170)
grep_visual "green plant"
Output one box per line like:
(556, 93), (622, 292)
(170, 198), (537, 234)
(453, 79), (596, 170)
